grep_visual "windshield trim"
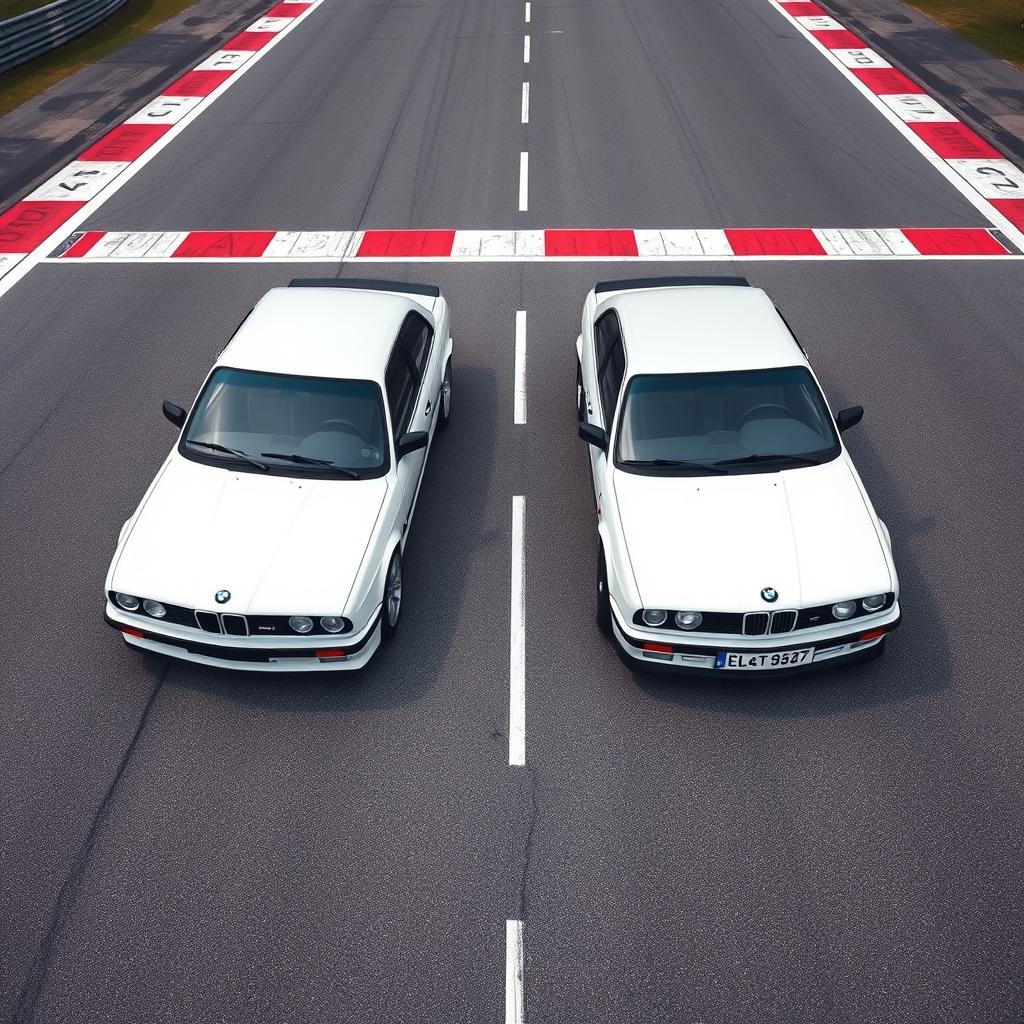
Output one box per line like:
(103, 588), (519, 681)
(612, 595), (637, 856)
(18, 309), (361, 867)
(177, 365), (391, 480)
(612, 366), (841, 478)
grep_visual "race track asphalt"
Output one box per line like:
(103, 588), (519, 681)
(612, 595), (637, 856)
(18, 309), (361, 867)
(1, 0), (1022, 1021)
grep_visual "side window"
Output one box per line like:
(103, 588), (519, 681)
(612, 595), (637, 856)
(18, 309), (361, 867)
(399, 312), (433, 381)
(384, 347), (417, 439)
(600, 340), (626, 427)
(595, 311), (625, 426)
(594, 310), (618, 371)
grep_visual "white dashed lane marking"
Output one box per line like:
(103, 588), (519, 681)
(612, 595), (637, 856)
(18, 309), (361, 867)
(514, 310), (527, 424)
(521, 82), (530, 124)
(519, 152), (529, 211)
(506, 920), (525, 1024)
(509, 496), (526, 767)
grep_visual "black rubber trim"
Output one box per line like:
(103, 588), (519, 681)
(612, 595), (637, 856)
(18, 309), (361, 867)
(289, 277), (440, 297)
(616, 611), (900, 657)
(105, 610), (380, 661)
(595, 276), (749, 294)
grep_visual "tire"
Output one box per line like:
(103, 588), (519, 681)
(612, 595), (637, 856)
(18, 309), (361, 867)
(380, 549), (403, 642)
(437, 357), (452, 431)
(576, 360), (585, 422)
(596, 545), (612, 636)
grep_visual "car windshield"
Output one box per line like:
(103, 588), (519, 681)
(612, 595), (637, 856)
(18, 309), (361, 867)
(182, 367), (388, 477)
(615, 366), (839, 474)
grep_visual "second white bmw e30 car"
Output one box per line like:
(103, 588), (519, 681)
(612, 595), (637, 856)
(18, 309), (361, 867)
(104, 277), (453, 671)
(575, 276), (900, 674)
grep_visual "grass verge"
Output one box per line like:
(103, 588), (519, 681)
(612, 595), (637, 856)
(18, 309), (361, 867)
(0, 0), (201, 118)
(903, 0), (1024, 71)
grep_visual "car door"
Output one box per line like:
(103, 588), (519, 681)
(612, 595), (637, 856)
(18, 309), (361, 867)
(384, 341), (422, 543)
(588, 310), (627, 489)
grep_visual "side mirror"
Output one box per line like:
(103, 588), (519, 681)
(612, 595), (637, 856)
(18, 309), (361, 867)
(396, 430), (428, 459)
(578, 423), (608, 451)
(162, 401), (187, 429)
(835, 406), (864, 433)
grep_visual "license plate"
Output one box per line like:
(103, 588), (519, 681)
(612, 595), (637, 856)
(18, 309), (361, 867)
(716, 648), (813, 670)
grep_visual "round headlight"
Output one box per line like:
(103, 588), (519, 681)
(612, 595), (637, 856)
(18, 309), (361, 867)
(642, 609), (668, 627)
(115, 592), (140, 611)
(289, 615), (314, 634)
(862, 594), (886, 613)
(675, 610), (702, 631)
(320, 616), (345, 634)
(832, 601), (857, 620)
(143, 600), (166, 619)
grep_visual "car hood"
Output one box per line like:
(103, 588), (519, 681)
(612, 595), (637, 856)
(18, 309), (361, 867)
(612, 457), (892, 612)
(112, 455), (388, 613)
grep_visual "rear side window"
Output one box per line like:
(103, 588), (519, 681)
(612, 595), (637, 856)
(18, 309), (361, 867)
(595, 311), (626, 426)
(399, 312), (433, 380)
(384, 347), (417, 438)
(600, 340), (626, 427)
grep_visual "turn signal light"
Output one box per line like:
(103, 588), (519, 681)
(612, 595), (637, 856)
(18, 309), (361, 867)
(641, 642), (673, 655)
(858, 629), (886, 643)
(120, 626), (145, 639)
(316, 649), (348, 660)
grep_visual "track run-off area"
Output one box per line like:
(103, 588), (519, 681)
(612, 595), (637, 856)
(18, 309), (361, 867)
(1, 0), (1022, 1020)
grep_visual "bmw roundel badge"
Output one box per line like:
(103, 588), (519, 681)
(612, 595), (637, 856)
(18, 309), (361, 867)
(215, 590), (231, 604)
(761, 587), (778, 603)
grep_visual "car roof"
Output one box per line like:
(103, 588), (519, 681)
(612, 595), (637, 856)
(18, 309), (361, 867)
(217, 287), (427, 381)
(599, 285), (806, 375)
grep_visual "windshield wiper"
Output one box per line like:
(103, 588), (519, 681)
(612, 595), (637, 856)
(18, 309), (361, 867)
(261, 452), (361, 479)
(619, 458), (727, 475)
(186, 440), (268, 471)
(713, 453), (823, 469)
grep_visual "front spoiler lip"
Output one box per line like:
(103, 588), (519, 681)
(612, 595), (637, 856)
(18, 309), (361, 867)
(104, 609), (381, 665)
(611, 607), (901, 674)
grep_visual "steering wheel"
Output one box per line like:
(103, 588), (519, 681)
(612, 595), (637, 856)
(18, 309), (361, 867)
(740, 403), (792, 428)
(317, 418), (372, 445)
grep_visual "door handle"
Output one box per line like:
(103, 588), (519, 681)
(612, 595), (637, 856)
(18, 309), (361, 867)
(425, 400), (432, 414)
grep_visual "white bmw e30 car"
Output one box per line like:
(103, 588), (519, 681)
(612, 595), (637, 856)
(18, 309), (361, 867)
(104, 277), (453, 671)
(575, 276), (900, 674)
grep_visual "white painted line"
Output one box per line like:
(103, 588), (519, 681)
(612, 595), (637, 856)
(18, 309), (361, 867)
(523, 34), (530, 63)
(518, 152), (529, 211)
(509, 496), (526, 768)
(505, 920), (525, 1024)
(521, 82), (530, 124)
(514, 310), (527, 424)
(524, 1), (530, 22)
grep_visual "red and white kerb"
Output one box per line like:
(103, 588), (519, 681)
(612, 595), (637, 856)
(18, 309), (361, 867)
(0, 0), (320, 280)
(771, 0), (1024, 240)
(50, 226), (1019, 260)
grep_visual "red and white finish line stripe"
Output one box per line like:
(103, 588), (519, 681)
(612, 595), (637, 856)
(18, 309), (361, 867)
(770, 1), (1024, 244)
(46, 226), (1021, 260)
(0, 0), (325, 285)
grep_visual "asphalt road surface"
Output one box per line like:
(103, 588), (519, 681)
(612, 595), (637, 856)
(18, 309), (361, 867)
(2, 0), (1023, 1021)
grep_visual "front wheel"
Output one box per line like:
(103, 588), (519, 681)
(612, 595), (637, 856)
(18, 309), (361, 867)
(381, 549), (403, 642)
(437, 357), (452, 431)
(596, 545), (612, 636)
(576, 361), (585, 422)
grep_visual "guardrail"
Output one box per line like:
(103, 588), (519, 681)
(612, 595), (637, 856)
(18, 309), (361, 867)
(0, 0), (129, 76)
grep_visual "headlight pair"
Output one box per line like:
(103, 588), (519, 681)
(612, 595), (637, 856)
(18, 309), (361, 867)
(833, 594), (887, 620)
(289, 615), (347, 634)
(641, 608), (703, 631)
(115, 592), (166, 618)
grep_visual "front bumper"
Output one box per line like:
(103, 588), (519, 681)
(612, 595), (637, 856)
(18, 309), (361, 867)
(104, 603), (381, 672)
(610, 601), (901, 675)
